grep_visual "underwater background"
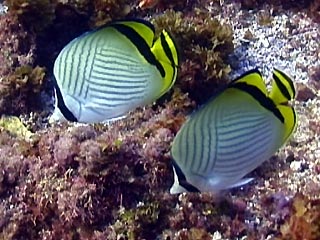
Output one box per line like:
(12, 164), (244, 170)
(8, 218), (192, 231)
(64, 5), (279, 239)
(0, 0), (319, 239)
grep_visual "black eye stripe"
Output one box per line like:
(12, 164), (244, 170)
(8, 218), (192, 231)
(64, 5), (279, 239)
(112, 23), (165, 78)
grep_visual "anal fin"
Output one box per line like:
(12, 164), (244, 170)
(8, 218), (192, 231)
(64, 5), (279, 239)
(227, 178), (254, 189)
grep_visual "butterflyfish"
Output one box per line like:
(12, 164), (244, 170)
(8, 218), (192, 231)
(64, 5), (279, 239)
(170, 68), (297, 194)
(50, 19), (178, 123)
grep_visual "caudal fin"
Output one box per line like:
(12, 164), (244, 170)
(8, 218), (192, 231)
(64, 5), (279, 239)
(269, 69), (296, 104)
(277, 105), (297, 143)
(151, 30), (179, 95)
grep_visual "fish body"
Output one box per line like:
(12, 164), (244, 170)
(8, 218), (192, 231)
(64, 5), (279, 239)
(170, 69), (296, 194)
(50, 19), (178, 123)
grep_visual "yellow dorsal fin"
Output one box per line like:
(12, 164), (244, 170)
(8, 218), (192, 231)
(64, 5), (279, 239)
(269, 69), (295, 104)
(151, 30), (179, 95)
(111, 19), (155, 47)
(230, 69), (268, 95)
(277, 105), (297, 144)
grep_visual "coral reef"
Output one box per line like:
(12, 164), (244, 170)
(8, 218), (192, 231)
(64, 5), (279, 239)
(0, 116), (34, 141)
(4, 0), (132, 29)
(0, 13), (36, 77)
(0, 4), (47, 115)
(0, 92), (194, 239)
(0, 65), (46, 115)
(1, 84), (318, 239)
(5, 0), (55, 33)
(0, 0), (320, 239)
(0, 0), (134, 115)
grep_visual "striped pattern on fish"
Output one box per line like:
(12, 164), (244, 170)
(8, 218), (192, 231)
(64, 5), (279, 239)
(170, 68), (297, 194)
(51, 19), (178, 123)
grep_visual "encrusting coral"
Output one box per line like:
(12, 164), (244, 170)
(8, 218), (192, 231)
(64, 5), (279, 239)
(279, 193), (320, 240)
(0, 65), (46, 115)
(5, 0), (55, 33)
(0, 3), (46, 115)
(0, 87), (256, 239)
(236, 0), (320, 21)
(0, 13), (35, 77)
(4, 0), (132, 30)
(0, 92), (194, 239)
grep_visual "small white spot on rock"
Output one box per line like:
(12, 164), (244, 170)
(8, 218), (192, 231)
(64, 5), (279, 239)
(290, 161), (302, 171)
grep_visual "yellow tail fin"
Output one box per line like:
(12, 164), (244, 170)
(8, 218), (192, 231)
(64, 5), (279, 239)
(277, 105), (297, 143)
(151, 30), (178, 67)
(151, 30), (179, 95)
(269, 69), (295, 104)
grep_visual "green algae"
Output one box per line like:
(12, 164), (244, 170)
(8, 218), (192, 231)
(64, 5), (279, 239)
(153, 9), (233, 103)
(0, 116), (33, 141)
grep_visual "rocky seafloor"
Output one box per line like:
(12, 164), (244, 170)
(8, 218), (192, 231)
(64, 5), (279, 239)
(0, 0), (319, 239)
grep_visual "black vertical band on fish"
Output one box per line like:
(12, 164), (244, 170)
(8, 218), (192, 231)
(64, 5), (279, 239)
(50, 19), (179, 123)
(112, 24), (165, 78)
(231, 82), (285, 123)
